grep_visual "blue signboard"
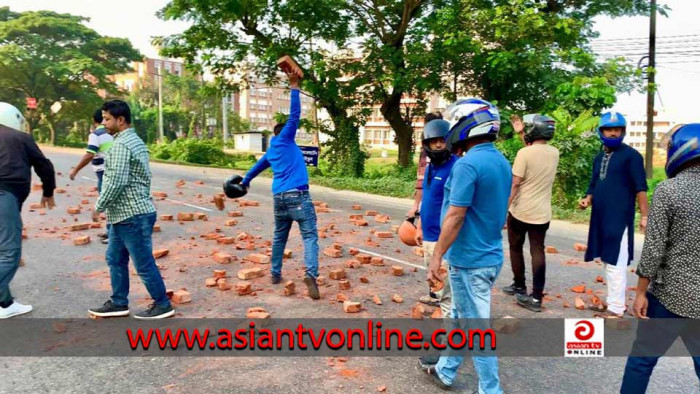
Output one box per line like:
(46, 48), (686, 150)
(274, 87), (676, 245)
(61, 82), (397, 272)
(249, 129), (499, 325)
(300, 146), (320, 167)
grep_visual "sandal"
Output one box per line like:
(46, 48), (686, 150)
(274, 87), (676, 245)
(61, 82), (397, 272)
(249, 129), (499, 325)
(419, 295), (440, 307)
(594, 310), (623, 318)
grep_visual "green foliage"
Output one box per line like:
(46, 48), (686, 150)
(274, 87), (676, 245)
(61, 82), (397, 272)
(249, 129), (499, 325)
(150, 138), (231, 166)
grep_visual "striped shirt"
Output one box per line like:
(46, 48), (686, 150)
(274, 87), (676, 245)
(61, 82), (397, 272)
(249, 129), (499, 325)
(86, 126), (113, 173)
(95, 128), (155, 224)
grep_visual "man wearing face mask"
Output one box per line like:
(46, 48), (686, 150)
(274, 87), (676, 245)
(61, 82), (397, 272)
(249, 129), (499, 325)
(579, 111), (648, 318)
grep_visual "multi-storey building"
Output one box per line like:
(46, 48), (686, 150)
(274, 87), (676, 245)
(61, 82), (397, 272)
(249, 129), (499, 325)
(111, 57), (187, 92)
(625, 110), (677, 154)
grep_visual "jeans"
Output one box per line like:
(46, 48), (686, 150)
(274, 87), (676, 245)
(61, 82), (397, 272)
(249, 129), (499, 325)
(106, 212), (170, 307)
(96, 171), (104, 193)
(436, 263), (503, 394)
(621, 292), (700, 393)
(507, 213), (549, 299)
(271, 190), (319, 278)
(0, 191), (22, 307)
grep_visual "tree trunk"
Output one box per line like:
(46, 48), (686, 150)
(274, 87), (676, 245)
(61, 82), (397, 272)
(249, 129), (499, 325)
(380, 91), (415, 168)
(47, 121), (56, 145)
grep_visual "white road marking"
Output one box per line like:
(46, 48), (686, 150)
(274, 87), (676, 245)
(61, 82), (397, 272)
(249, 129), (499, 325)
(81, 176), (97, 182)
(164, 198), (213, 212)
(355, 248), (426, 271)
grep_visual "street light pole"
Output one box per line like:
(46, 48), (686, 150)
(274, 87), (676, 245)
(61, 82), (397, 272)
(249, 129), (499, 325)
(222, 95), (229, 146)
(158, 63), (164, 143)
(644, 0), (657, 178)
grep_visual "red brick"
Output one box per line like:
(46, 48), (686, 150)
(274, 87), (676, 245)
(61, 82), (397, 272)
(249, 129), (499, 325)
(391, 294), (404, 303)
(354, 219), (368, 227)
(237, 268), (264, 280)
(370, 257), (385, 266)
(574, 243), (587, 252)
(55, 188), (66, 194)
(356, 254), (372, 264)
(372, 295), (382, 305)
(571, 285), (586, 293)
(213, 269), (227, 279)
(316, 276), (326, 286)
(391, 225), (399, 233)
(349, 214), (363, 221)
(203, 232), (224, 240)
(73, 236), (90, 246)
(360, 276), (369, 284)
(225, 219), (238, 226)
(70, 223), (91, 231)
(365, 210), (378, 216)
(205, 278), (218, 287)
(545, 246), (558, 254)
(595, 275), (604, 283)
(375, 215), (390, 223)
(336, 293), (348, 302)
(338, 280), (351, 290)
(247, 254), (270, 264)
(216, 237), (236, 245)
(391, 265), (404, 276)
(332, 243), (343, 251)
(228, 211), (244, 217)
(574, 297), (586, 310)
(431, 308), (443, 319)
(315, 207), (330, 213)
(283, 280), (295, 296)
(175, 180), (186, 188)
(352, 205), (362, 210)
(177, 212), (195, 221)
(153, 249), (170, 259)
(236, 282), (252, 295)
(375, 232), (393, 239)
(323, 247), (342, 258)
(343, 301), (362, 313)
(344, 260), (361, 269)
(195, 213), (208, 220)
(283, 249), (292, 259)
(218, 280), (232, 291)
(153, 224), (161, 232)
(213, 252), (234, 264)
(28, 203), (42, 210)
(160, 214), (174, 221)
(67, 207), (81, 215)
(235, 232), (250, 241)
(239, 200), (260, 207)
(172, 290), (191, 304)
(329, 269), (347, 280)
(413, 247), (424, 257)
(411, 303), (425, 320)
(152, 191), (168, 198)
(90, 223), (102, 229)
(349, 248), (359, 256)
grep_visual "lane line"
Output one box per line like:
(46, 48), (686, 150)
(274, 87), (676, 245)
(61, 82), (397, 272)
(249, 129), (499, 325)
(355, 247), (426, 271)
(164, 198), (213, 212)
(81, 176), (97, 182)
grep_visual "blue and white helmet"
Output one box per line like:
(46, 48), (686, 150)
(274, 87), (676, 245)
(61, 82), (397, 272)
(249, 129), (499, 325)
(444, 98), (500, 152)
(665, 123), (700, 178)
(597, 111), (627, 149)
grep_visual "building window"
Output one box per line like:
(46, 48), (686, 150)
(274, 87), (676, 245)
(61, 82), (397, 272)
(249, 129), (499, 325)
(154, 60), (162, 70)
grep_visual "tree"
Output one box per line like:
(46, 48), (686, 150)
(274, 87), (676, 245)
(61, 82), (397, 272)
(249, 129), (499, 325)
(0, 7), (142, 142)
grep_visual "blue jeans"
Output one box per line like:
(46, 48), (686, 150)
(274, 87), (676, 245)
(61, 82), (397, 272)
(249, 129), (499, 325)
(436, 263), (503, 394)
(0, 191), (22, 306)
(271, 191), (319, 278)
(96, 171), (104, 193)
(621, 292), (700, 393)
(106, 212), (170, 307)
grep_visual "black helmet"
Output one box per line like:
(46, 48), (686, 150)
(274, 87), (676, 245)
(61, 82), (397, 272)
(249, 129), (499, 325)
(223, 175), (248, 199)
(422, 119), (451, 166)
(522, 114), (555, 144)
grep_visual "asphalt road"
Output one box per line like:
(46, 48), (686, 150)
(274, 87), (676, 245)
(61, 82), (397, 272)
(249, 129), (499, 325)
(0, 146), (696, 394)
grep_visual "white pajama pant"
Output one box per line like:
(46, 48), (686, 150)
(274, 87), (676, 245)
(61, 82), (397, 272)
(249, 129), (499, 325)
(605, 228), (629, 315)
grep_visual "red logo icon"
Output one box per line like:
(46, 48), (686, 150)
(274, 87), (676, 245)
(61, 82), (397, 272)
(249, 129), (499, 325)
(574, 320), (595, 341)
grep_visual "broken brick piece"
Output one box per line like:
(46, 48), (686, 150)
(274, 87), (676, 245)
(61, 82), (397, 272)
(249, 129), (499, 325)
(214, 195), (225, 211)
(236, 282), (252, 295)
(574, 243), (588, 252)
(152, 192), (168, 198)
(375, 215), (390, 224)
(574, 297), (586, 310)
(160, 214), (174, 221)
(73, 236), (90, 246)
(356, 254), (372, 264)
(228, 211), (244, 217)
(217, 280), (232, 291)
(360, 276), (369, 284)
(153, 249), (170, 259)
(316, 276), (326, 286)
(431, 308), (443, 319)
(545, 246), (558, 254)
(247, 254), (270, 264)
(349, 214), (363, 221)
(213, 253), (234, 264)
(323, 247), (342, 258)
(283, 281), (295, 296)
(55, 188), (66, 194)
(338, 280), (351, 290)
(237, 268), (264, 280)
(216, 237), (236, 245)
(411, 303), (425, 320)
(205, 278), (218, 287)
(329, 269), (347, 280)
(413, 247), (424, 257)
(69, 223), (90, 231)
(343, 301), (362, 313)
(153, 224), (161, 233)
(177, 212), (195, 221)
(365, 210), (378, 217)
(315, 207), (330, 213)
(67, 207), (81, 215)
(336, 293), (348, 302)
(349, 248), (359, 256)
(370, 257), (385, 266)
(344, 260), (361, 269)
(571, 285), (586, 293)
(175, 180), (186, 188)
(29, 203), (42, 210)
(391, 265), (404, 276)
(172, 290), (191, 304)
(213, 270), (227, 279)
(225, 219), (238, 227)
(195, 213), (208, 220)
(373, 295), (382, 305)
(332, 243), (343, 251)
(283, 249), (292, 259)
(375, 232), (393, 239)
(391, 294), (404, 303)
(595, 275), (604, 283)
(352, 205), (362, 210)
(354, 219), (369, 227)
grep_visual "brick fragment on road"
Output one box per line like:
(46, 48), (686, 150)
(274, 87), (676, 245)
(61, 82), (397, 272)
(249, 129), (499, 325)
(391, 265), (404, 276)
(283, 249), (292, 258)
(352, 205), (362, 210)
(195, 213), (208, 220)
(574, 243), (588, 252)
(329, 269), (347, 280)
(323, 247), (342, 258)
(70, 223), (91, 231)
(29, 203), (42, 210)
(431, 308), (442, 319)
(338, 280), (351, 290)
(360, 276), (369, 284)
(365, 210), (378, 216)
(349, 214), (363, 221)
(175, 180), (186, 188)
(571, 285), (586, 293)
(153, 249), (169, 259)
(177, 212), (194, 221)
(238, 267), (264, 280)
(343, 301), (362, 313)
(411, 303), (425, 320)
(228, 211), (243, 217)
(349, 248), (359, 256)
(225, 219), (238, 226)
(375, 215), (390, 223)
(370, 257), (385, 266)
(344, 260), (361, 269)
(216, 237), (236, 245)
(372, 295), (382, 305)
(213, 270), (227, 279)
(316, 207), (330, 213)
(55, 188), (66, 194)
(353, 219), (369, 226)
(316, 276), (326, 286)
(67, 207), (81, 214)
(375, 232), (393, 239)
(172, 290), (191, 304)
(205, 278), (218, 287)
(413, 247), (424, 257)
(213, 252), (234, 264)
(391, 294), (403, 303)
(247, 253), (270, 264)
(217, 279), (232, 291)
(160, 214), (174, 221)
(153, 224), (161, 232)
(355, 254), (372, 264)
(574, 297), (586, 310)
(283, 280), (295, 296)
(595, 276), (604, 283)
(545, 246), (558, 254)
(236, 282), (252, 295)
(152, 191), (168, 198)
(73, 236), (90, 246)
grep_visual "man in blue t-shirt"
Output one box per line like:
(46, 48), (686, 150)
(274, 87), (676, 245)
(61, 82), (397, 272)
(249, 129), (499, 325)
(421, 99), (510, 394)
(414, 119), (457, 316)
(240, 69), (320, 300)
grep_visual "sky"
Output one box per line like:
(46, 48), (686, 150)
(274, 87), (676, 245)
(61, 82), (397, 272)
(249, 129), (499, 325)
(3, 0), (699, 122)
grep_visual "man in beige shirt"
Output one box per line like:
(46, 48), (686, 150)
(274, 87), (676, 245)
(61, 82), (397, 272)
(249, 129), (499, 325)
(502, 114), (559, 312)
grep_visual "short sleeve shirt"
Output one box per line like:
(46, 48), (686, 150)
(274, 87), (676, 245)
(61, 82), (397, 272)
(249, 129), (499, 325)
(87, 126), (114, 173)
(509, 144), (559, 224)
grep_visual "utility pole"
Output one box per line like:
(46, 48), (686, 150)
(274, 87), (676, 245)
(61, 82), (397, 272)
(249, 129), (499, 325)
(158, 63), (164, 143)
(644, 0), (657, 178)
(222, 95), (229, 146)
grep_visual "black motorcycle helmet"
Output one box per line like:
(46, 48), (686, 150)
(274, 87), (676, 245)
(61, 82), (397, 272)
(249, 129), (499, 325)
(223, 175), (248, 199)
(522, 114), (555, 144)
(422, 119), (452, 166)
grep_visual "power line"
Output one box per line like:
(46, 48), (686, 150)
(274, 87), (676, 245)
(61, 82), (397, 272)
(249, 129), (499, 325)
(591, 33), (700, 43)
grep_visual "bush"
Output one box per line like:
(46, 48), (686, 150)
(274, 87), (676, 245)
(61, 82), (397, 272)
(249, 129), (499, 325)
(150, 138), (257, 167)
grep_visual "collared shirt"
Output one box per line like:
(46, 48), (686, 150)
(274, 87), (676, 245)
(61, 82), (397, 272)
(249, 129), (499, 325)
(95, 128), (155, 224)
(636, 166), (700, 318)
(86, 126), (113, 173)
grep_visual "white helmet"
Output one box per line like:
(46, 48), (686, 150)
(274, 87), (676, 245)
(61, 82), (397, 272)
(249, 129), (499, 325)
(0, 102), (27, 132)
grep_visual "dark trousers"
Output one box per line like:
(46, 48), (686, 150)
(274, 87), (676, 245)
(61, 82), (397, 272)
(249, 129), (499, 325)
(507, 213), (549, 299)
(0, 191), (22, 307)
(621, 292), (700, 393)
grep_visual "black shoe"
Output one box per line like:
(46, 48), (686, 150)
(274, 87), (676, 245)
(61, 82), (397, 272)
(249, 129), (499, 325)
(502, 283), (527, 296)
(133, 303), (175, 320)
(516, 293), (542, 312)
(303, 275), (320, 300)
(422, 365), (451, 390)
(271, 274), (282, 285)
(88, 300), (129, 318)
(97, 233), (108, 240)
(419, 355), (439, 368)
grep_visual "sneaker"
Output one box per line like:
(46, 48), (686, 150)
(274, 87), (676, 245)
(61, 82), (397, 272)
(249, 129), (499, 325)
(502, 283), (527, 296)
(419, 355), (439, 368)
(422, 365), (451, 390)
(133, 303), (175, 320)
(419, 295), (440, 307)
(515, 293), (542, 312)
(0, 301), (33, 319)
(271, 274), (282, 285)
(101, 238), (109, 245)
(97, 233), (108, 240)
(88, 300), (129, 318)
(303, 275), (320, 300)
